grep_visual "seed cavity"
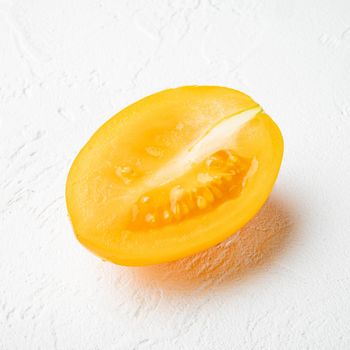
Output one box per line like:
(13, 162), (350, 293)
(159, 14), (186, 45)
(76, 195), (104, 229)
(129, 149), (255, 228)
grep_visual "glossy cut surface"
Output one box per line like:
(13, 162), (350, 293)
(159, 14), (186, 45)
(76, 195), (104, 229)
(66, 86), (283, 266)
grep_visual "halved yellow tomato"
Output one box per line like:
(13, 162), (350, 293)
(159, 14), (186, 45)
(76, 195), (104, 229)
(66, 86), (283, 266)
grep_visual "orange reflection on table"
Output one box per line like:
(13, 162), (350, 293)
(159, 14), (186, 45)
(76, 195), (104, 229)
(133, 196), (293, 293)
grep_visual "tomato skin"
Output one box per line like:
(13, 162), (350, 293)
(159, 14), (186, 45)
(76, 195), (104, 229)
(66, 86), (283, 266)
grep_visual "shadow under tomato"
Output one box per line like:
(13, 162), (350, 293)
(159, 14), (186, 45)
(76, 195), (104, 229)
(133, 195), (294, 293)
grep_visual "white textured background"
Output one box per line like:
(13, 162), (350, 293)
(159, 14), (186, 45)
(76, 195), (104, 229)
(1, 0), (350, 349)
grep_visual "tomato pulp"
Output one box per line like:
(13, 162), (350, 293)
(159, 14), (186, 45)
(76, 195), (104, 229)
(66, 86), (283, 266)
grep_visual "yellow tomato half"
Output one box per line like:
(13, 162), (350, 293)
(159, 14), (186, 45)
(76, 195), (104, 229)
(66, 86), (283, 266)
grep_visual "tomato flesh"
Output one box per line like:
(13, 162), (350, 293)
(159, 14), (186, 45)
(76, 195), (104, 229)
(66, 86), (283, 266)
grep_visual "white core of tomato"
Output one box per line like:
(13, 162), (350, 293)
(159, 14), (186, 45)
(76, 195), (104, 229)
(145, 106), (262, 187)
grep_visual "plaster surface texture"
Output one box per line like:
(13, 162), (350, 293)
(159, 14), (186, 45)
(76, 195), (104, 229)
(1, 1), (350, 349)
